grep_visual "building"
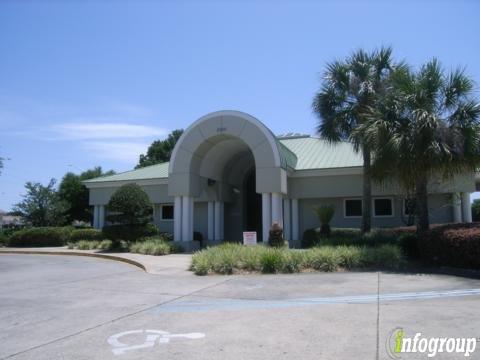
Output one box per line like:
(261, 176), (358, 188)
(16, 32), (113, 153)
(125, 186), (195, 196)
(84, 110), (478, 250)
(0, 210), (24, 229)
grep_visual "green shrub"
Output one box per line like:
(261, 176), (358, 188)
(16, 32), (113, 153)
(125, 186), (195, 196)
(307, 247), (341, 272)
(0, 231), (8, 247)
(279, 250), (306, 273)
(107, 183), (152, 225)
(313, 204), (335, 237)
(331, 228), (361, 239)
(335, 245), (363, 269)
(129, 238), (181, 256)
(8, 227), (72, 247)
(190, 243), (404, 275)
(102, 223), (158, 241)
(159, 232), (174, 242)
(302, 228), (319, 248)
(362, 244), (404, 269)
(76, 240), (93, 250)
(99, 239), (113, 250)
(70, 228), (103, 242)
(260, 248), (283, 273)
(397, 233), (419, 258)
(190, 253), (211, 275)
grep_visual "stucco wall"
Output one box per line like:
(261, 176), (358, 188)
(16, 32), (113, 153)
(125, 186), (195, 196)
(89, 184), (172, 205)
(152, 204), (174, 234)
(298, 194), (453, 237)
(289, 172), (475, 199)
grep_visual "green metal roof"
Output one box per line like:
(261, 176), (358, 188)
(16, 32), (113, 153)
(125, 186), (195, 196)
(276, 139), (298, 170)
(84, 136), (362, 183)
(83, 162), (169, 183)
(278, 136), (363, 170)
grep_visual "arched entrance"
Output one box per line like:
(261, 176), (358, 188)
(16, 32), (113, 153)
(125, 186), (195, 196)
(168, 110), (294, 248)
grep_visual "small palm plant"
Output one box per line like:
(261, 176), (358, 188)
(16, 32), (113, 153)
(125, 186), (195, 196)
(313, 205), (335, 237)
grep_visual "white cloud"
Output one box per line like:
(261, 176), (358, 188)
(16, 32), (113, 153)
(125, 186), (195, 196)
(82, 141), (150, 163)
(51, 122), (167, 140)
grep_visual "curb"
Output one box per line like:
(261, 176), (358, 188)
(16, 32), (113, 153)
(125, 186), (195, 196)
(0, 250), (147, 272)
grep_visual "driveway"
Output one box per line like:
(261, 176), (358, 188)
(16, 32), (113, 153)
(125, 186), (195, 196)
(1, 254), (479, 360)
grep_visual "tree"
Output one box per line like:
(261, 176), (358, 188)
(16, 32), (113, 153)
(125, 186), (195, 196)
(359, 59), (480, 234)
(58, 167), (115, 223)
(107, 183), (152, 225)
(312, 47), (396, 233)
(136, 129), (183, 168)
(13, 179), (66, 226)
(471, 199), (480, 222)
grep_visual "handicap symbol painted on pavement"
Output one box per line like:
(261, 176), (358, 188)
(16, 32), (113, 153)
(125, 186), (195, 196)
(107, 329), (205, 355)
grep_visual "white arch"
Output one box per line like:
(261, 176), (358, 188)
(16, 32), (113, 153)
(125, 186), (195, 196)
(169, 110), (280, 174)
(168, 110), (285, 197)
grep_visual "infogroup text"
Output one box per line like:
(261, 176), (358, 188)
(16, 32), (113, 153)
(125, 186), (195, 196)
(387, 328), (478, 358)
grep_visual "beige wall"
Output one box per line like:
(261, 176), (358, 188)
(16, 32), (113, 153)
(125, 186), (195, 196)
(298, 193), (453, 237)
(289, 172), (476, 199)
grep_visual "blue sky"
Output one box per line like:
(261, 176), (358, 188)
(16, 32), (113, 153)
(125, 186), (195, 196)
(0, 0), (479, 211)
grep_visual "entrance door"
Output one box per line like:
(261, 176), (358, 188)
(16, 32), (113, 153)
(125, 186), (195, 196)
(244, 170), (263, 241)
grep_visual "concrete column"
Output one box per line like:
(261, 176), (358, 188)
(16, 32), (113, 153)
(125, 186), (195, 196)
(189, 197), (194, 239)
(207, 201), (214, 240)
(219, 202), (224, 240)
(283, 198), (291, 241)
(93, 205), (99, 229)
(214, 201), (221, 241)
(461, 192), (472, 223)
(98, 205), (105, 229)
(262, 193), (271, 243)
(291, 198), (299, 242)
(182, 196), (192, 241)
(271, 192), (283, 227)
(452, 193), (462, 223)
(174, 197), (182, 241)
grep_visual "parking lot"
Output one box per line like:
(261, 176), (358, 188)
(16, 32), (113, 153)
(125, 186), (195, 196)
(1, 254), (479, 360)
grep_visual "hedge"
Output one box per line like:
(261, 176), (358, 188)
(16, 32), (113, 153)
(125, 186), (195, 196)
(70, 228), (104, 242)
(102, 223), (158, 241)
(130, 237), (182, 256)
(8, 227), (73, 247)
(419, 223), (480, 269)
(301, 227), (415, 248)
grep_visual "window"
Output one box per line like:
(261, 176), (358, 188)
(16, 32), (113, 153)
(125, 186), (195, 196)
(161, 205), (174, 220)
(403, 198), (416, 216)
(374, 198), (393, 217)
(344, 199), (362, 217)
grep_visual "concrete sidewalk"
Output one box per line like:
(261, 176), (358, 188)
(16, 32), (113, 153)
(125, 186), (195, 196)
(0, 247), (193, 276)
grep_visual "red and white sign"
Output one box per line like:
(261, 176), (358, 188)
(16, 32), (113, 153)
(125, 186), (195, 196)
(243, 231), (257, 246)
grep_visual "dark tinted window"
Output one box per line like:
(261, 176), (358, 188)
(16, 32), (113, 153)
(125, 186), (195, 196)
(162, 205), (174, 220)
(374, 198), (393, 216)
(345, 199), (362, 217)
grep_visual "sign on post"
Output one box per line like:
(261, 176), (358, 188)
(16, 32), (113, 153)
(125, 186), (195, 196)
(243, 231), (257, 246)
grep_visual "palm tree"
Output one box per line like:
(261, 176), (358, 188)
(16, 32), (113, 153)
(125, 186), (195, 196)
(312, 47), (395, 233)
(358, 59), (480, 234)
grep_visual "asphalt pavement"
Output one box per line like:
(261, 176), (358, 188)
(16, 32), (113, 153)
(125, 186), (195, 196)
(1, 254), (479, 360)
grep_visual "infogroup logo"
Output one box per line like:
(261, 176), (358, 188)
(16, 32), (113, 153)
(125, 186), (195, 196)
(386, 328), (478, 358)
